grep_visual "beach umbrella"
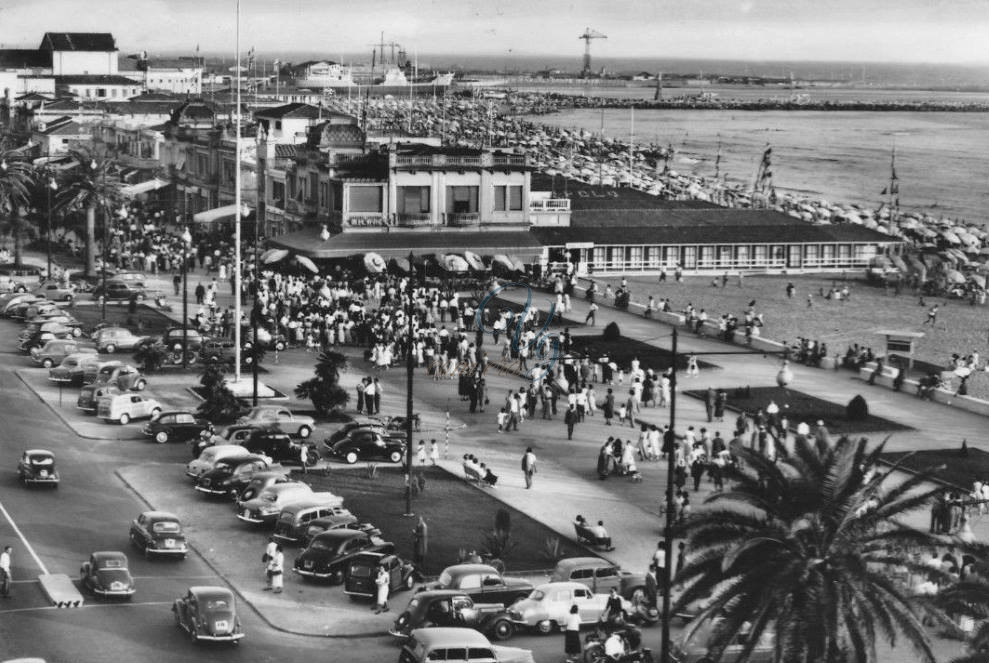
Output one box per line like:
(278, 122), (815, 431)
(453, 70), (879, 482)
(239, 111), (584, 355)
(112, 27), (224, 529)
(945, 269), (966, 284)
(263, 249), (289, 264)
(441, 254), (469, 272)
(463, 250), (485, 272)
(492, 254), (515, 271)
(969, 274), (986, 288)
(294, 255), (319, 274)
(954, 366), (973, 379)
(363, 252), (386, 274)
(391, 256), (411, 273)
(942, 230), (962, 244)
(508, 255), (527, 272)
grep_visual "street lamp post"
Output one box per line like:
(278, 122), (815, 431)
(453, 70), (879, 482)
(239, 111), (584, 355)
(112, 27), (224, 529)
(404, 251), (416, 517)
(181, 226), (192, 369)
(46, 171), (57, 282)
(251, 209), (260, 407)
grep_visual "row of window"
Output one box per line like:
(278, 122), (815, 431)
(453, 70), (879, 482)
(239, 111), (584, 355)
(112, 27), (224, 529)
(581, 243), (876, 270)
(397, 185), (523, 215)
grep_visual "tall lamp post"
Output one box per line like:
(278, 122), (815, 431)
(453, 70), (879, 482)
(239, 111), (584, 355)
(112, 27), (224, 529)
(404, 251), (416, 517)
(251, 205), (261, 407)
(181, 226), (192, 369)
(656, 327), (790, 663)
(46, 170), (57, 282)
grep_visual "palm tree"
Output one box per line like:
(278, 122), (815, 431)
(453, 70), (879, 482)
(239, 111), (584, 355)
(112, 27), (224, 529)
(0, 147), (33, 266)
(937, 574), (989, 663)
(56, 148), (113, 277)
(673, 435), (960, 663)
(295, 350), (349, 416)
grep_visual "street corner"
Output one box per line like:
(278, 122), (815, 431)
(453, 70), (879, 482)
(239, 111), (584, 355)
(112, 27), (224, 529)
(236, 581), (395, 637)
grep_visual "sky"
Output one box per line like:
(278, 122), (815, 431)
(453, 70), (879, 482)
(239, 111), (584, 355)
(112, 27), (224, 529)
(0, 0), (987, 65)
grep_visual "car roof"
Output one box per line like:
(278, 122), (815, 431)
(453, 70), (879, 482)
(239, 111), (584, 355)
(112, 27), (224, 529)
(440, 564), (501, 578)
(92, 551), (128, 563)
(414, 589), (469, 600)
(282, 495), (341, 512)
(309, 513), (357, 526)
(532, 581), (587, 593)
(188, 585), (235, 601)
(24, 449), (55, 457)
(312, 529), (365, 542)
(410, 627), (492, 648)
(554, 557), (611, 571)
(140, 510), (179, 521)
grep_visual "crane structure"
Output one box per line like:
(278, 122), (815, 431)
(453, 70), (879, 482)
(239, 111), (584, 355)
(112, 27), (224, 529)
(578, 27), (606, 77)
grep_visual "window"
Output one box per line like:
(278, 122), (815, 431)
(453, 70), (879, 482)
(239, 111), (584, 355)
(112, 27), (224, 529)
(594, 566), (619, 578)
(320, 182), (329, 210)
(570, 569), (593, 580)
(445, 649), (467, 661)
(398, 186), (430, 214)
(275, 120), (282, 130)
(308, 172), (318, 203)
(349, 186), (382, 213)
(97, 88), (107, 97)
(457, 574), (481, 590)
(271, 181), (285, 206)
(445, 186), (479, 214)
(494, 185), (523, 211)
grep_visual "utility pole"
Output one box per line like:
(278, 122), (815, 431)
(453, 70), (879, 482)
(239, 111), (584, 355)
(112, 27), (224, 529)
(404, 251), (416, 517)
(659, 327), (677, 663)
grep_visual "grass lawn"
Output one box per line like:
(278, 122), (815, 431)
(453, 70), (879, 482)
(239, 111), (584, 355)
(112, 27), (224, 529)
(69, 302), (176, 334)
(592, 273), (989, 400)
(684, 385), (913, 436)
(570, 334), (717, 372)
(881, 447), (988, 491)
(309, 465), (598, 576)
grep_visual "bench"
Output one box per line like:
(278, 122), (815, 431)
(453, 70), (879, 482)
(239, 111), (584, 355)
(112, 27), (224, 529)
(464, 464), (483, 483)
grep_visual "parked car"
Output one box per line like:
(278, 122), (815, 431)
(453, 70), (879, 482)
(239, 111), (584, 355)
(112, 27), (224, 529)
(0, 264), (43, 293)
(96, 393), (162, 424)
(218, 424), (269, 445)
(163, 327), (206, 352)
(80, 551), (135, 599)
(235, 482), (314, 526)
(194, 455), (275, 498)
(91, 281), (147, 301)
(507, 582), (630, 635)
(199, 338), (254, 367)
(234, 470), (294, 502)
(327, 428), (406, 464)
(419, 565), (534, 608)
(672, 618), (775, 663)
(48, 354), (102, 385)
(16, 449), (60, 487)
(20, 319), (82, 343)
(33, 281), (76, 302)
(19, 327), (77, 353)
(241, 431), (318, 467)
(0, 293), (44, 316)
(30, 339), (96, 368)
(92, 326), (149, 354)
(186, 444), (257, 479)
(241, 325), (287, 352)
(172, 586), (244, 643)
(143, 411), (210, 444)
(77, 383), (120, 413)
(345, 552), (420, 598)
(300, 513), (381, 548)
(390, 590), (515, 641)
(548, 558), (650, 602)
(236, 406), (315, 438)
(398, 627), (513, 663)
(91, 363), (148, 391)
(293, 529), (394, 583)
(129, 511), (189, 559)
(271, 497), (352, 545)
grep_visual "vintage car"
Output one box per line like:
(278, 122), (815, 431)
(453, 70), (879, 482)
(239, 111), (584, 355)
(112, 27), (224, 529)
(300, 513), (381, 548)
(91, 280), (148, 301)
(294, 529), (394, 583)
(163, 327), (206, 352)
(30, 339), (96, 368)
(0, 265), (44, 294)
(96, 393), (163, 425)
(549, 558), (650, 602)
(15, 301), (61, 321)
(89, 363), (148, 391)
(92, 326), (149, 354)
(241, 431), (318, 466)
(18, 327), (77, 353)
(143, 411), (210, 444)
(323, 420), (385, 449)
(16, 449), (60, 487)
(345, 552), (420, 599)
(199, 338), (255, 367)
(271, 497), (352, 545)
(80, 551), (135, 598)
(194, 455), (274, 498)
(672, 618), (775, 663)
(33, 281), (76, 302)
(418, 565), (534, 609)
(77, 384), (120, 413)
(172, 586), (245, 643)
(236, 482), (315, 525)
(81, 359), (125, 385)
(186, 444), (257, 479)
(397, 627), (535, 663)
(507, 581), (630, 635)
(48, 353), (102, 385)
(327, 428), (406, 464)
(235, 406), (315, 438)
(391, 590), (515, 641)
(129, 511), (189, 558)
(217, 424), (270, 445)
(0, 293), (44, 316)
(235, 470), (294, 502)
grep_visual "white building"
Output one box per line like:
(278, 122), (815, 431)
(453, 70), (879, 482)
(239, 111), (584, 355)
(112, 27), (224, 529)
(40, 32), (118, 76)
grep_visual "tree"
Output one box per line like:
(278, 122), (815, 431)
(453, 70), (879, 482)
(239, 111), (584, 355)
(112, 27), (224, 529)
(938, 578), (989, 663)
(673, 435), (957, 663)
(295, 350), (349, 416)
(196, 361), (243, 424)
(55, 149), (114, 277)
(0, 147), (33, 265)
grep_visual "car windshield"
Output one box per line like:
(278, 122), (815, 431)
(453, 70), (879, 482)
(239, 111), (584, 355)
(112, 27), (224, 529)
(349, 565), (372, 578)
(262, 493), (278, 503)
(28, 455), (54, 465)
(528, 589), (546, 601)
(205, 599), (230, 610)
(152, 521), (180, 534)
(310, 539), (334, 551)
(98, 558), (125, 569)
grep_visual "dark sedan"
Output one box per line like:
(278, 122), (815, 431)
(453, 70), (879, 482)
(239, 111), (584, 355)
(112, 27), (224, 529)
(194, 455), (274, 498)
(418, 564), (534, 608)
(242, 431), (318, 466)
(128, 511), (189, 559)
(92, 281), (147, 301)
(293, 530), (394, 584)
(143, 411), (211, 444)
(327, 429), (405, 465)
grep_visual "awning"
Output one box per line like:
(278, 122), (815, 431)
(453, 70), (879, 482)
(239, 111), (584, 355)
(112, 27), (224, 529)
(193, 203), (254, 224)
(119, 178), (169, 197)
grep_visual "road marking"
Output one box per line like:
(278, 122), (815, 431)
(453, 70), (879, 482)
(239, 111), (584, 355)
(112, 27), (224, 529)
(0, 498), (49, 575)
(130, 575), (217, 580)
(0, 601), (173, 615)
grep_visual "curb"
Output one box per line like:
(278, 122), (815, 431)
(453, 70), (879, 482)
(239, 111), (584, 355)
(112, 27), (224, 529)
(114, 467), (388, 639)
(14, 370), (130, 441)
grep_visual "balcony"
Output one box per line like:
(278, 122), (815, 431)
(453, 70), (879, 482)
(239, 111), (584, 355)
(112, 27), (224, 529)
(446, 212), (480, 227)
(395, 213), (434, 227)
(530, 199), (571, 212)
(392, 153), (528, 169)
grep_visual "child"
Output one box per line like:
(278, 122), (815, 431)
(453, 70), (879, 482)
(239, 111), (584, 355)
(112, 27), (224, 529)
(416, 440), (426, 465)
(429, 439), (439, 465)
(496, 408), (507, 433)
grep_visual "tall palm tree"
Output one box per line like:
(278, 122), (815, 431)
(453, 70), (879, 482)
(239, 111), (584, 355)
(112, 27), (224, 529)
(0, 147), (33, 266)
(56, 148), (113, 277)
(673, 435), (960, 663)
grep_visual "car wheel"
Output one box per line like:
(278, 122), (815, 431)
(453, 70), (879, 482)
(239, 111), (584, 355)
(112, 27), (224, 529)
(491, 619), (514, 641)
(186, 352), (197, 366)
(65, 294), (74, 302)
(150, 407), (162, 419)
(536, 619), (555, 635)
(119, 413), (131, 425)
(42, 358), (53, 368)
(405, 574), (415, 590)
(71, 326), (81, 336)
(274, 341), (285, 351)
(345, 451), (359, 464)
(298, 425), (312, 439)
(135, 379), (147, 391)
(389, 451), (403, 464)
(155, 431), (169, 444)
(331, 568), (345, 584)
(105, 344), (116, 354)
(15, 285), (25, 293)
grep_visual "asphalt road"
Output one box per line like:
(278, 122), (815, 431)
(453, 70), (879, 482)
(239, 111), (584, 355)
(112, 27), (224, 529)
(0, 318), (577, 663)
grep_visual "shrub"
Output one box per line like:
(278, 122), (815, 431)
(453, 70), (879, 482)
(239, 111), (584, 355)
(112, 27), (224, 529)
(196, 362), (243, 424)
(295, 350), (350, 416)
(540, 536), (566, 564)
(846, 394), (869, 421)
(602, 321), (621, 342)
(364, 463), (378, 480)
(495, 508), (511, 534)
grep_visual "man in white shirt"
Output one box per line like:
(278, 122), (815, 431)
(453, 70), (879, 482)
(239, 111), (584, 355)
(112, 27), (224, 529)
(0, 545), (11, 597)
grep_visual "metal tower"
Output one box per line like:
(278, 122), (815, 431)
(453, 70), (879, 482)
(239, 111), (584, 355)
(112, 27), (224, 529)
(578, 27), (606, 77)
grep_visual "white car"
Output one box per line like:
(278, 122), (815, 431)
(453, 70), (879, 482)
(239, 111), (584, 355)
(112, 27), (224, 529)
(185, 444), (259, 479)
(235, 406), (315, 438)
(96, 394), (162, 425)
(506, 582), (632, 634)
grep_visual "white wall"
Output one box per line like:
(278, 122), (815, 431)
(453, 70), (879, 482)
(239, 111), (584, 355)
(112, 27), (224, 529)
(52, 51), (117, 76)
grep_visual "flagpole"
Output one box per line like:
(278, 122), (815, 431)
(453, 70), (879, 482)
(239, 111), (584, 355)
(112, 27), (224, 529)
(233, 0), (243, 382)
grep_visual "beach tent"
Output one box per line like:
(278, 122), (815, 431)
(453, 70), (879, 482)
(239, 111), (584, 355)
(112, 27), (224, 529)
(441, 254), (469, 272)
(363, 252), (386, 274)
(295, 255), (319, 274)
(945, 269), (966, 284)
(463, 251), (485, 272)
(263, 249), (289, 264)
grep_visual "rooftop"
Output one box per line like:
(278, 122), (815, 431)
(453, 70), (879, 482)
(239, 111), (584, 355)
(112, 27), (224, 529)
(41, 32), (116, 52)
(255, 103), (324, 120)
(56, 74), (141, 86)
(0, 48), (51, 69)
